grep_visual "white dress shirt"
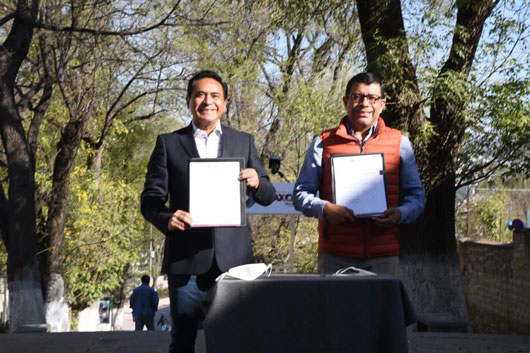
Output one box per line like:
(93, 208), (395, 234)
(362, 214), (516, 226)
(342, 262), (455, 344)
(192, 121), (223, 158)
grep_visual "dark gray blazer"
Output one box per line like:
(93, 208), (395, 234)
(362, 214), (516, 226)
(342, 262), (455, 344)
(141, 124), (275, 277)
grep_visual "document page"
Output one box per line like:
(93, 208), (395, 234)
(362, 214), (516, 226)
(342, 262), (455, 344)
(332, 153), (387, 217)
(189, 159), (245, 227)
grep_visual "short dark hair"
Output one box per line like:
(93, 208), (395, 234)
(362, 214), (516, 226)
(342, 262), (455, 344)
(345, 72), (385, 98)
(187, 70), (228, 100)
(141, 275), (150, 284)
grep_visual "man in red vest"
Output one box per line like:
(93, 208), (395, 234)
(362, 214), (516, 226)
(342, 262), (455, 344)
(293, 72), (425, 275)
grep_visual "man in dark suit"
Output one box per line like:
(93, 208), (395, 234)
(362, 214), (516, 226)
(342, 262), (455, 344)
(141, 70), (275, 352)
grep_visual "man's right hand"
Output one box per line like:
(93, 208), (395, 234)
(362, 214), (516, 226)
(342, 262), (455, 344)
(323, 202), (355, 225)
(168, 210), (193, 231)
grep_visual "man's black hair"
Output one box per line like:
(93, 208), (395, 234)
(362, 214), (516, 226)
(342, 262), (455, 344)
(187, 70), (228, 100)
(345, 72), (385, 98)
(141, 275), (150, 284)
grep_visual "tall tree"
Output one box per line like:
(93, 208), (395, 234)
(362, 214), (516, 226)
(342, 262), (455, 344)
(34, 2), (183, 330)
(0, 0), (47, 331)
(1, 0), (182, 331)
(354, 0), (516, 316)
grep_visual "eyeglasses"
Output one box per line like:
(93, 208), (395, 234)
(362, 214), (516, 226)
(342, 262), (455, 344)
(349, 93), (382, 104)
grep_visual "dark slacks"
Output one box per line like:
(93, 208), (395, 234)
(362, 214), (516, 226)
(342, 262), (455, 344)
(168, 263), (220, 353)
(135, 314), (155, 331)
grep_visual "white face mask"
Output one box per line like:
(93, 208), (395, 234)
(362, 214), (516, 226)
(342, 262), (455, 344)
(216, 263), (272, 281)
(334, 266), (376, 276)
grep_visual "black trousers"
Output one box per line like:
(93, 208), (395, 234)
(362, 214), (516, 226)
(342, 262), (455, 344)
(168, 262), (221, 353)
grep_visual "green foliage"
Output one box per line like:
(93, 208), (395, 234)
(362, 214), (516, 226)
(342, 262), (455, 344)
(61, 115), (174, 311)
(432, 70), (470, 110)
(251, 216), (292, 270)
(6, 0), (182, 317)
(0, 240), (6, 274)
(251, 216), (318, 273)
(293, 218), (319, 273)
(63, 165), (144, 310)
(456, 175), (528, 242)
(457, 78), (530, 186)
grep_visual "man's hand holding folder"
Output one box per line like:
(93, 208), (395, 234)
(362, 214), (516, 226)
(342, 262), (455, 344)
(323, 202), (356, 225)
(371, 207), (401, 228)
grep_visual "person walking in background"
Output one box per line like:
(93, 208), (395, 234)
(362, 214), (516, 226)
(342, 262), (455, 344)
(130, 275), (159, 331)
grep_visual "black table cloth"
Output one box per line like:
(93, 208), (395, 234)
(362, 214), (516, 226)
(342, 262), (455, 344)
(202, 274), (415, 353)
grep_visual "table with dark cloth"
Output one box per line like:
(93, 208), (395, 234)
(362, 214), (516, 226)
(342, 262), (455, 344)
(202, 273), (415, 353)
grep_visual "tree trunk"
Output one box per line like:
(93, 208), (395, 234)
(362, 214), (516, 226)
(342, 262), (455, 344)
(0, 0), (46, 332)
(42, 118), (87, 331)
(399, 174), (468, 317)
(0, 92), (46, 330)
(355, 0), (495, 318)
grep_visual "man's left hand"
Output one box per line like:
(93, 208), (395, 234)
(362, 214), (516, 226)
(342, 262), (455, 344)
(372, 207), (401, 228)
(239, 168), (260, 189)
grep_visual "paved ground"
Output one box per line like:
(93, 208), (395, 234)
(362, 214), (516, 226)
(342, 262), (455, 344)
(1, 330), (529, 353)
(2, 295), (529, 353)
(409, 332), (530, 353)
(0, 331), (172, 353)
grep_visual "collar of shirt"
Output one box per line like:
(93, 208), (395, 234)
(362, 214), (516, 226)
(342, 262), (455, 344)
(192, 120), (223, 158)
(345, 120), (378, 145)
(192, 120), (223, 138)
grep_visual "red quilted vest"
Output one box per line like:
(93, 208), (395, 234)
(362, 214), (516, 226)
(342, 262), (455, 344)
(318, 117), (402, 259)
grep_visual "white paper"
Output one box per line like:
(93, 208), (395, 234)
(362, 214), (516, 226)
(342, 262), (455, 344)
(332, 154), (387, 217)
(189, 160), (243, 227)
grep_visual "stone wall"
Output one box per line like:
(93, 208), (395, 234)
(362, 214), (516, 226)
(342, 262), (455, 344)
(458, 228), (530, 334)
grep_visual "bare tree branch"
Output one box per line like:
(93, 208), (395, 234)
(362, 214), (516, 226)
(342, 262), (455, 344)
(478, 22), (528, 86)
(457, 145), (524, 188)
(124, 110), (167, 125)
(28, 32), (54, 157)
(0, 13), (15, 27)
(25, 1), (185, 36)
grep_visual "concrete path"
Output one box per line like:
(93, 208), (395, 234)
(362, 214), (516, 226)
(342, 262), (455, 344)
(1, 331), (172, 353)
(2, 297), (529, 353)
(1, 330), (530, 353)
(409, 332), (530, 353)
